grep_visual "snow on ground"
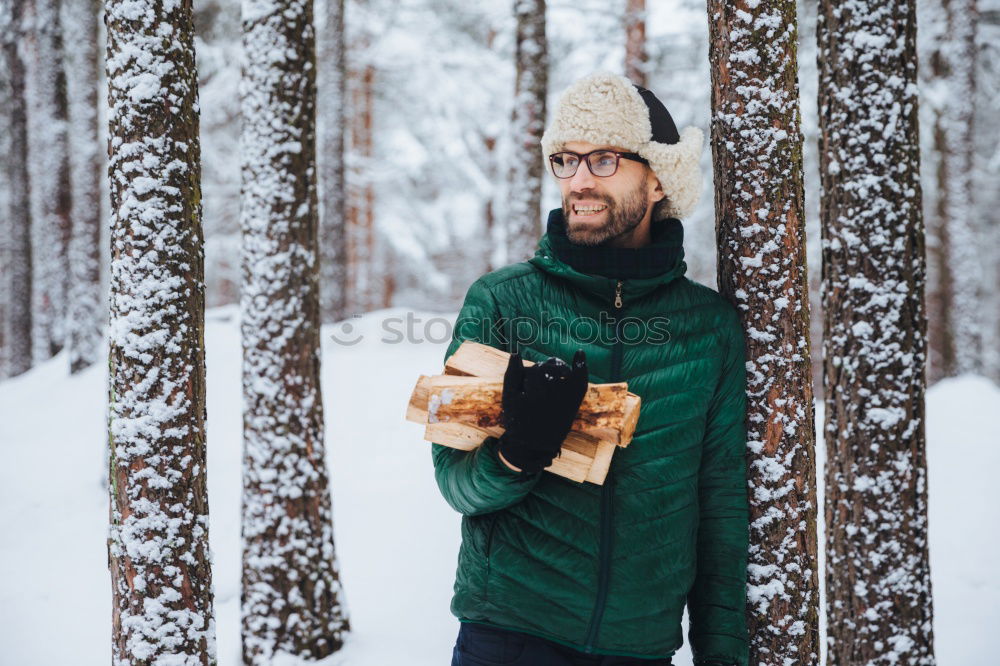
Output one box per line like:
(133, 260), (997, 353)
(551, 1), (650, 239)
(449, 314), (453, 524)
(0, 306), (997, 665)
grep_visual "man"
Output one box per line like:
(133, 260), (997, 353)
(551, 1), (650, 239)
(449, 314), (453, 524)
(432, 71), (750, 666)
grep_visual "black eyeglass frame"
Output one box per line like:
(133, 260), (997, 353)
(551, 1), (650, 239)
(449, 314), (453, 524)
(547, 149), (650, 179)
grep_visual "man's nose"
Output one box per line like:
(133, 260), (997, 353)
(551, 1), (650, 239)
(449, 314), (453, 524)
(569, 161), (597, 192)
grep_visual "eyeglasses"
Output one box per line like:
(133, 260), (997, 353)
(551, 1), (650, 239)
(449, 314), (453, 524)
(548, 149), (649, 179)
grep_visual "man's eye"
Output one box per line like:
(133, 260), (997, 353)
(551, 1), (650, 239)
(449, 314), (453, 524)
(595, 154), (615, 167)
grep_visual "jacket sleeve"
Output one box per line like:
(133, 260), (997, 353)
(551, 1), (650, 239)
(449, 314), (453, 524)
(686, 307), (751, 666)
(430, 277), (542, 517)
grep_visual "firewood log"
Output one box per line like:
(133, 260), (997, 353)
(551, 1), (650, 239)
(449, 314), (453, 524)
(407, 341), (641, 485)
(408, 374), (637, 446)
(442, 341), (640, 446)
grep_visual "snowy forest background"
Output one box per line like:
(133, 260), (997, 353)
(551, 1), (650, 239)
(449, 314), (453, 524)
(5, 0), (1000, 381)
(1, 0), (999, 664)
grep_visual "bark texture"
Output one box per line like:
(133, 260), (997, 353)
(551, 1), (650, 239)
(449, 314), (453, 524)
(927, 0), (981, 379)
(105, 0), (216, 662)
(65, 0), (103, 374)
(240, 0), (350, 661)
(506, 0), (547, 263)
(346, 38), (374, 315)
(818, 1), (936, 664)
(318, 0), (348, 324)
(707, 1), (821, 663)
(625, 0), (647, 87)
(1, 0), (33, 377)
(24, 0), (72, 363)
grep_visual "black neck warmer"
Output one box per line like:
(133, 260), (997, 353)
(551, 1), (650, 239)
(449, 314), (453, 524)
(544, 208), (685, 280)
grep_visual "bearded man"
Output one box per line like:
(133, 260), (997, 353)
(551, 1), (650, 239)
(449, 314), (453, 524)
(432, 71), (750, 666)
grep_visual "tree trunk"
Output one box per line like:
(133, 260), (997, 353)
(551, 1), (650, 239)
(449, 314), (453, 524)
(361, 62), (374, 311)
(1, 0), (33, 378)
(925, 138), (953, 381)
(923, 3), (953, 384)
(240, 0), (351, 661)
(818, 1), (936, 664)
(24, 0), (72, 363)
(484, 133), (498, 273)
(345, 59), (375, 312)
(706, 1), (821, 664)
(64, 0), (103, 374)
(624, 0), (647, 87)
(506, 0), (547, 263)
(105, 0), (216, 662)
(346, 39), (374, 316)
(927, 0), (981, 379)
(317, 0), (348, 324)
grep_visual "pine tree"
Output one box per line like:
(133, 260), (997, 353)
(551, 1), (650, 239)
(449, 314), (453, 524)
(980, 5), (1000, 383)
(63, 0), (103, 373)
(706, 1), (821, 663)
(818, 0), (936, 662)
(1, 0), (33, 378)
(346, 38), (375, 315)
(317, 0), (348, 324)
(506, 0), (547, 263)
(483, 128), (499, 275)
(240, 0), (350, 660)
(105, 0), (216, 661)
(624, 0), (647, 87)
(23, 0), (71, 364)
(926, 0), (981, 379)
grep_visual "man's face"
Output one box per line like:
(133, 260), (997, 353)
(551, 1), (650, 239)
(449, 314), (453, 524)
(553, 140), (662, 247)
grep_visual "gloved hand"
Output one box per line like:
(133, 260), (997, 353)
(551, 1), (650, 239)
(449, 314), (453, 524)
(497, 349), (588, 474)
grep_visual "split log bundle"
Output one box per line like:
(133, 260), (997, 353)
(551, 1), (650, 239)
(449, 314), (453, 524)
(406, 341), (641, 485)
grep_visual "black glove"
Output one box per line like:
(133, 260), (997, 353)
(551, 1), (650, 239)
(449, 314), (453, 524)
(497, 349), (588, 474)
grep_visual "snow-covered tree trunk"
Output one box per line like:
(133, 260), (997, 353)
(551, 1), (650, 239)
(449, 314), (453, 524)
(707, 1), (821, 664)
(817, 1), (936, 664)
(23, 0), (71, 364)
(105, 0), (216, 662)
(506, 0), (547, 263)
(927, 0), (981, 379)
(624, 0), (647, 87)
(63, 0), (103, 374)
(1, 0), (33, 378)
(239, 0), (351, 661)
(317, 0), (348, 324)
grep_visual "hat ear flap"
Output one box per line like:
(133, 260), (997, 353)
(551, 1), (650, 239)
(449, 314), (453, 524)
(639, 126), (704, 220)
(633, 85), (680, 145)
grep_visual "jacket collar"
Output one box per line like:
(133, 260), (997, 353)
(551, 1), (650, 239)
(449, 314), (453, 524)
(528, 208), (688, 305)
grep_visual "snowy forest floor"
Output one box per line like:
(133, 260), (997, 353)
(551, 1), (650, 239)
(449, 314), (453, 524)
(1, 305), (997, 665)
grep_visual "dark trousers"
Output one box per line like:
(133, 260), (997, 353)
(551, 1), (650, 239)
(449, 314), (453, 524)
(451, 621), (674, 666)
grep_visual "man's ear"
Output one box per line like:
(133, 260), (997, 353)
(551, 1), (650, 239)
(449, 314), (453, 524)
(648, 171), (665, 204)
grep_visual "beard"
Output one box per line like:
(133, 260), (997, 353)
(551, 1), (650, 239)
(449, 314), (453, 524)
(561, 179), (651, 247)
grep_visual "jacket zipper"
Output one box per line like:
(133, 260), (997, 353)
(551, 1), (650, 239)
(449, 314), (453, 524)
(484, 514), (499, 602)
(584, 279), (624, 651)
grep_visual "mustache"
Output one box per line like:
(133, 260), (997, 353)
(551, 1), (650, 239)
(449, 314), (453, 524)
(565, 194), (613, 205)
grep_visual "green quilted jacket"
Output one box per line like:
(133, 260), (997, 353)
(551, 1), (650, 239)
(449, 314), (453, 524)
(431, 210), (750, 664)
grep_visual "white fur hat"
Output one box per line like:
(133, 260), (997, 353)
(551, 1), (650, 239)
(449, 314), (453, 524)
(540, 71), (704, 220)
